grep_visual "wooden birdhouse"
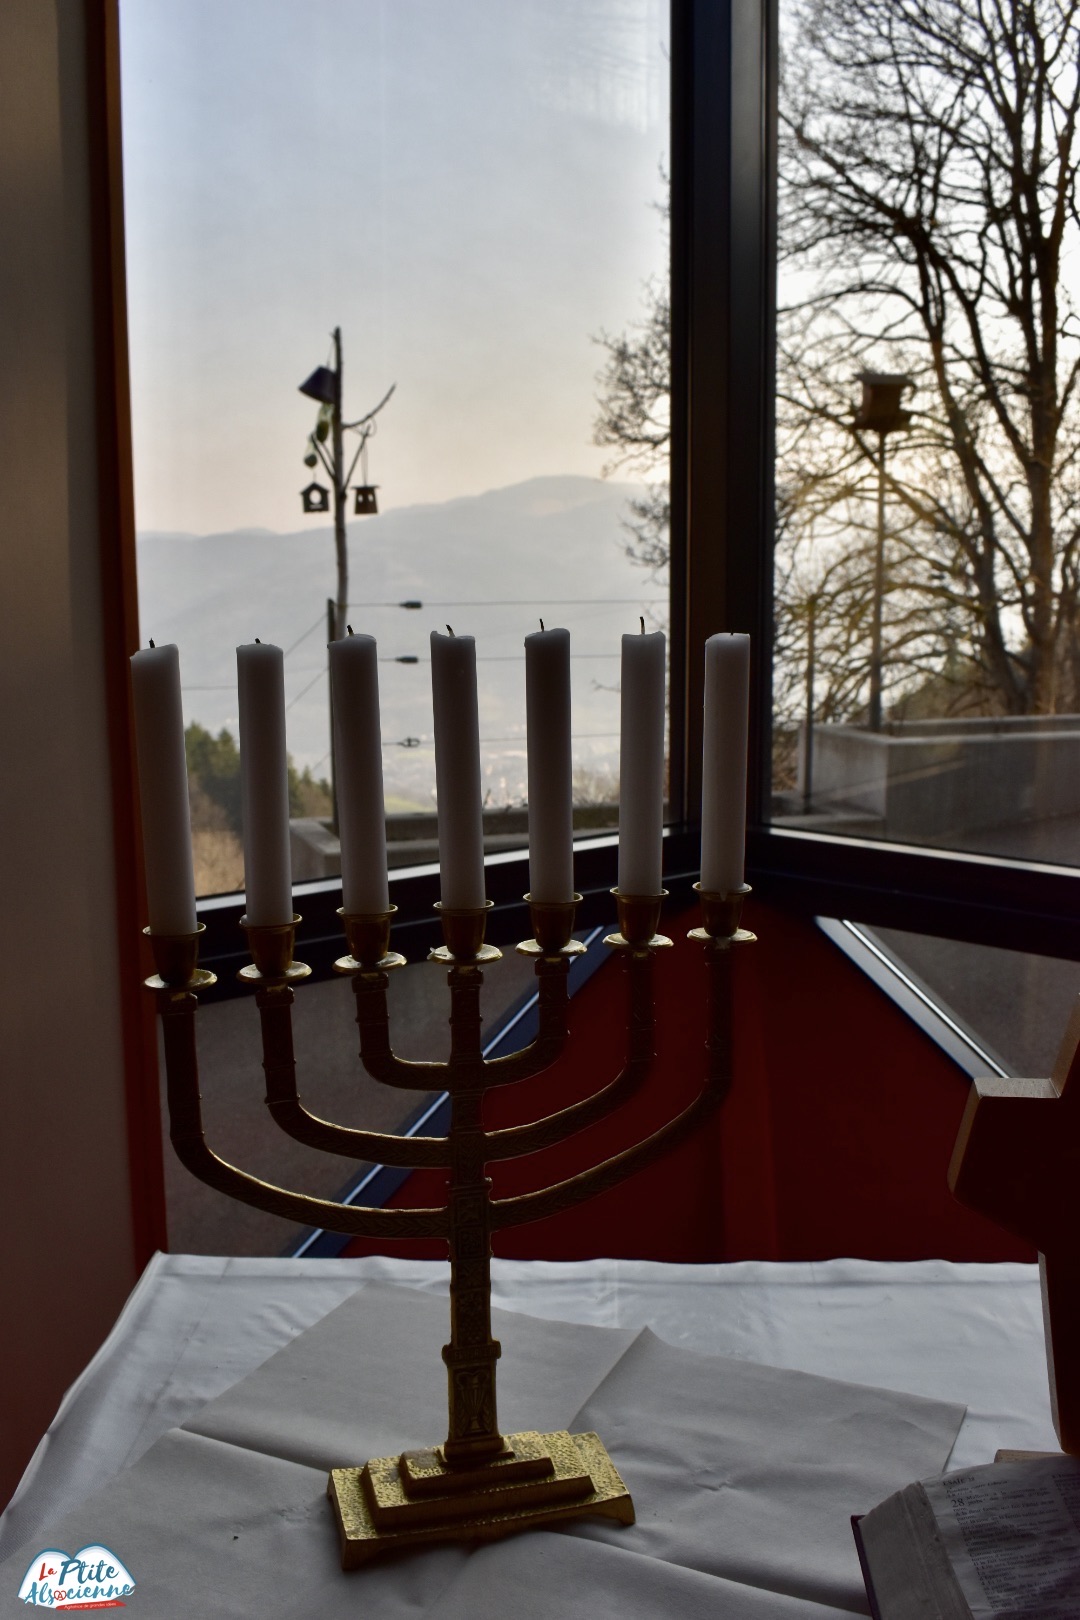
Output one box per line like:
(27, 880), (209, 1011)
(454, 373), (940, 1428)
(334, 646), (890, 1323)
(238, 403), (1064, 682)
(354, 485), (379, 516)
(301, 481), (331, 514)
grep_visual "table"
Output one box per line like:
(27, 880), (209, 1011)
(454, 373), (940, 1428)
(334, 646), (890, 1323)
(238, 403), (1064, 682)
(0, 1252), (1055, 1573)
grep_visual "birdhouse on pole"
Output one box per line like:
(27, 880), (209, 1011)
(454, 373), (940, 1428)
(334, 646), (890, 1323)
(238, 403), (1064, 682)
(853, 372), (913, 436)
(301, 481), (331, 514)
(354, 485), (379, 516)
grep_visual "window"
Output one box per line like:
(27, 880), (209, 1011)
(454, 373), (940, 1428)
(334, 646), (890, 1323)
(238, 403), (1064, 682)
(120, 0), (673, 1253)
(121, 0), (670, 902)
(771, 0), (1080, 903)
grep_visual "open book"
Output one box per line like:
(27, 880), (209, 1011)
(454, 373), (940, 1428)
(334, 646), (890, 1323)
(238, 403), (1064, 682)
(854, 1454), (1080, 1619)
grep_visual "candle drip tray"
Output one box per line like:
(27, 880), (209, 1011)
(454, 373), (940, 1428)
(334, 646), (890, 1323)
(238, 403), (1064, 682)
(327, 1429), (634, 1568)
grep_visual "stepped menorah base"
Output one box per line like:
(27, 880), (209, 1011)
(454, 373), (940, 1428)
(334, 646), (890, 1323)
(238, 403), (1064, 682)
(329, 1429), (633, 1567)
(145, 884), (753, 1567)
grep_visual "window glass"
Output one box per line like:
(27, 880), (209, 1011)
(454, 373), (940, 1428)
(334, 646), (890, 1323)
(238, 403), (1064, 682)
(773, 0), (1080, 869)
(862, 927), (1079, 1081)
(121, 0), (670, 898)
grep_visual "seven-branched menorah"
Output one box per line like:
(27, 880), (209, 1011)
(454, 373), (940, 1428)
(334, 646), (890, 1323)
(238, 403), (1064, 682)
(145, 884), (754, 1566)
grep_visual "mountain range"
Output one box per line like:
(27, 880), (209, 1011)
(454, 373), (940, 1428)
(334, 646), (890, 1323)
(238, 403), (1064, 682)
(137, 475), (667, 808)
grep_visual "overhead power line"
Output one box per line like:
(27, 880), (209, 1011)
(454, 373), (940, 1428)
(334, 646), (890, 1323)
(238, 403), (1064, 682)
(348, 597), (666, 610)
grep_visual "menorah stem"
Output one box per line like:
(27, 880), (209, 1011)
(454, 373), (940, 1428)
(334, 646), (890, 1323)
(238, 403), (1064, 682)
(160, 985), (206, 1158)
(256, 980), (298, 1103)
(443, 962), (507, 1464)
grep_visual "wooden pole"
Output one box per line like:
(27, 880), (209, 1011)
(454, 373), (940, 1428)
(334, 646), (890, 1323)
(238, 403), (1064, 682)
(331, 326), (348, 644)
(868, 434), (886, 732)
(327, 596), (339, 835)
(803, 596), (815, 815)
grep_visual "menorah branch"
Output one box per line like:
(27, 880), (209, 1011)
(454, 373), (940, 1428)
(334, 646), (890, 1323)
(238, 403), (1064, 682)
(490, 932), (740, 1232)
(464, 953), (573, 1088)
(156, 981), (449, 1239)
(265, 1086), (452, 1167)
(252, 978), (447, 1166)
(483, 948), (654, 1160)
(351, 971), (449, 1091)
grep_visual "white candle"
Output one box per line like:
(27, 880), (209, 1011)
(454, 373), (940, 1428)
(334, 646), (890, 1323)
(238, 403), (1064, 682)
(430, 629), (486, 909)
(701, 632), (751, 895)
(525, 625), (574, 904)
(237, 641), (293, 926)
(330, 631), (389, 914)
(617, 627), (666, 896)
(130, 643), (198, 935)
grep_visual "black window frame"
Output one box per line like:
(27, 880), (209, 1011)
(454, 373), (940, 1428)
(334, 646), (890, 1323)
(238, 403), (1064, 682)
(196, 0), (1080, 992)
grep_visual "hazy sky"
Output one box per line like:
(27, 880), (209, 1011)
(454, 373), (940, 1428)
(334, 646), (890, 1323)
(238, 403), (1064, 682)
(120, 0), (669, 535)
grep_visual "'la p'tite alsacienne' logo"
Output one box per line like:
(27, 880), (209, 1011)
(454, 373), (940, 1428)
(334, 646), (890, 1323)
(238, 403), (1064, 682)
(18, 1546), (135, 1609)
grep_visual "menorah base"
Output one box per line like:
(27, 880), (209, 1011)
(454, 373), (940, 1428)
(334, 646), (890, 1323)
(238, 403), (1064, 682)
(328, 1429), (634, 1568)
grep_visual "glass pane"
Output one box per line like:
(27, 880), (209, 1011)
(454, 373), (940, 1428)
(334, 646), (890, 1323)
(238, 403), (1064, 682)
(121, 0), (670, 899)
(773, 1), (1080, 867)
(861, 928), (1079, 1081)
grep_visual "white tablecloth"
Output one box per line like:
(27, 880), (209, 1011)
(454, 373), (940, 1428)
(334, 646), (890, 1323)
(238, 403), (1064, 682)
(1, 1253), (1053, 1574)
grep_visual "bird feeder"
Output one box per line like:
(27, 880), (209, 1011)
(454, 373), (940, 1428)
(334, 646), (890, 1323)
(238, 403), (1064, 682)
(298, 366), (337, 406)
(853, 372), (912, 436)
(354, 485), (379, 516)
(301, 481), (331, 514)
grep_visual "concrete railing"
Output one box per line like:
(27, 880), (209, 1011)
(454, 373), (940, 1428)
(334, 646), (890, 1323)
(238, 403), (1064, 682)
(803, 716), (1080, 845)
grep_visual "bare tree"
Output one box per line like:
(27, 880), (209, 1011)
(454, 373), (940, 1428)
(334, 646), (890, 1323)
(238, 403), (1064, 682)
(782, 0), (1080, 716)
(595, 3), (1080, 722)
(593, 195), (671, 575)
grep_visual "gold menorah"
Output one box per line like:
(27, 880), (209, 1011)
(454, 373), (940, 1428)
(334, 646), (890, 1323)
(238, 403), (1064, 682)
(144, 884), (754, 1567)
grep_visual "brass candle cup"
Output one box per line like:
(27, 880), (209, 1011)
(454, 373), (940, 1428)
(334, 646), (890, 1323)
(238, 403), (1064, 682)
(605, 889), (673, 952)
(431, 899), (502, 964)
(517, 893), (587, 959)
(238, 913), (312, 986)
(688, 882), (756, 945)
(335, 905), (407, 974)
(143, 922), (217, 992)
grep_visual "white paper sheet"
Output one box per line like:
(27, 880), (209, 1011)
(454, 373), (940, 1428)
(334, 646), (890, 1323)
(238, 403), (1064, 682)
(565, 1328), (965, 1613)
(438, 1532), (856, 1620)
(183, 1280), (641, 1470)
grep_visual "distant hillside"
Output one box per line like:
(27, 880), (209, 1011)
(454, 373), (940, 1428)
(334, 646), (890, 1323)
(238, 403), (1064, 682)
(137, 475), (667, 806)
